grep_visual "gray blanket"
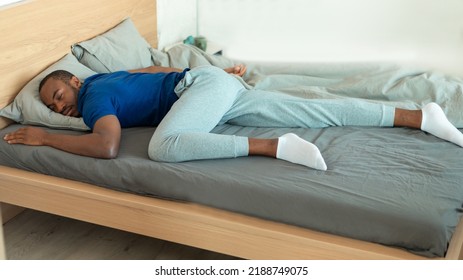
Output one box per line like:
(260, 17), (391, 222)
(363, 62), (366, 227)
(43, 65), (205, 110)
(154, 44), (463, 127)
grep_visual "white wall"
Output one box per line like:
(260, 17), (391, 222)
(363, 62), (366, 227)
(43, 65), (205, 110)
(157, 0), (197, 50)
(157, 0), (463, 75)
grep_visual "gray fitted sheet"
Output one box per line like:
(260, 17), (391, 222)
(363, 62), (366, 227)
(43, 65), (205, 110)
(1, 123), (462, 257)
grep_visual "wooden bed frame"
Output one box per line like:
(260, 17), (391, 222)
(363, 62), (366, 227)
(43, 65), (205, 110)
(0, 0), (462, 260)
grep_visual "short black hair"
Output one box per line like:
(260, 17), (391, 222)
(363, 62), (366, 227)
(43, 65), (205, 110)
(38, 70), (75, 92)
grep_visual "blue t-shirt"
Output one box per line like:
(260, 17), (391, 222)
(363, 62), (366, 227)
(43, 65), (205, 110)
(77, 69), (188, 129)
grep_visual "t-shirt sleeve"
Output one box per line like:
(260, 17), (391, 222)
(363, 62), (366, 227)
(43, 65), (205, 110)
(81, 93), (117, 130)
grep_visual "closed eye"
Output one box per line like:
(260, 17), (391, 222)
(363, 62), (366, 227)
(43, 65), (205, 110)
(46, 89), (60, 111)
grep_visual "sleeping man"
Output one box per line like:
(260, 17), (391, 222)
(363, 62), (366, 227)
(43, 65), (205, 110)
(4, 65), (463, 171)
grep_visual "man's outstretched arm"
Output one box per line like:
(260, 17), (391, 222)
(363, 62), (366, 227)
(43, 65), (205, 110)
(128, 66), (183, 73)
(3, 115), (121, 159)
(129, 64), (247, 77)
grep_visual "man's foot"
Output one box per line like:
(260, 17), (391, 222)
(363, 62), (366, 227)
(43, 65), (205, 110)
(421, 102), (463, 147)
(276, 133), (327, 170)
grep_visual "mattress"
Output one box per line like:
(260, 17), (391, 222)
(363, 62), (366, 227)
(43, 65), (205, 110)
(1, 122), (462, 257)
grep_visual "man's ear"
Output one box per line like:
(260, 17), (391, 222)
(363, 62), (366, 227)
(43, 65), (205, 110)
(70, 76), (81, 88)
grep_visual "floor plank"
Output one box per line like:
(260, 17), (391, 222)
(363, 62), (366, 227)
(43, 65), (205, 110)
(3, 209), (239, 260)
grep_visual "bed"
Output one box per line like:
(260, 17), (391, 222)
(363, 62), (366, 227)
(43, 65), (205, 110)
(1, 0), (463, 260)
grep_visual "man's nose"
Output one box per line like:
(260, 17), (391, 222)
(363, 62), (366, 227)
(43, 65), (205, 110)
(55, 102), (65, 113)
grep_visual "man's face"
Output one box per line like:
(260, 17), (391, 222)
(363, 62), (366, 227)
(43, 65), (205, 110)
(39, 77), (81, 117)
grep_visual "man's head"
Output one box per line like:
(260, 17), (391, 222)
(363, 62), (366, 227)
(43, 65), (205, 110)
(39, 70), (81, 117)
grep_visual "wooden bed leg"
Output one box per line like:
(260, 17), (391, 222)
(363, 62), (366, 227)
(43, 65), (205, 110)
(0, 205), (6, 260)
(445, 216), (463, 260)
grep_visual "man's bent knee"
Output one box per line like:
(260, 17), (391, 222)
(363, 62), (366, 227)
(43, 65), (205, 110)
(148, 135), (183, 162)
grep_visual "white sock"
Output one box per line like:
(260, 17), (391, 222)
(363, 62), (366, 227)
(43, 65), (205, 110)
(276, 133), (327, 170)
(421, 102), (463, 147)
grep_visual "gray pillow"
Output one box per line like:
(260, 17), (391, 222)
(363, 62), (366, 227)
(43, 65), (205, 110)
(72, 18), (154, 72)
(0, 54), (94, 131)
(149, 47), (169, 67)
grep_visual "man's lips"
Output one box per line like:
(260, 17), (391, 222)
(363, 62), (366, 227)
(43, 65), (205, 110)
(62, 106), (73, 116)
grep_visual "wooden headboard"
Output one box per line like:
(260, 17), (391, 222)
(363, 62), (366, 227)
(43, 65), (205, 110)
(0, 0), (157, 128)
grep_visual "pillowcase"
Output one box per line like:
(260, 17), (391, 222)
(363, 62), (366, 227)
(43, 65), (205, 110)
(149, 47), (170, 67)
(72, 18), (154, 72)
(0, 54), (95, 131)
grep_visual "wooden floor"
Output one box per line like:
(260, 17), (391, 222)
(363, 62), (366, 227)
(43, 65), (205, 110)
(3, 209), (239, 260)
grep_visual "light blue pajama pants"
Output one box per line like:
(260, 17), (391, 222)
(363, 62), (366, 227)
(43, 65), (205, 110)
(148, 66), (395, 162)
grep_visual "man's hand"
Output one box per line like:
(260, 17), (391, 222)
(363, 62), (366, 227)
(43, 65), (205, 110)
(4, 126), (48, 146)
(224, 64), (247, 77)
(3, 115), (121, 159)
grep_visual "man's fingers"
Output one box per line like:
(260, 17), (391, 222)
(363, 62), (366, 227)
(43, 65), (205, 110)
(236, 64), (247, 76)
(4, 130), (26, 144)
(4, 135), (23, 144)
